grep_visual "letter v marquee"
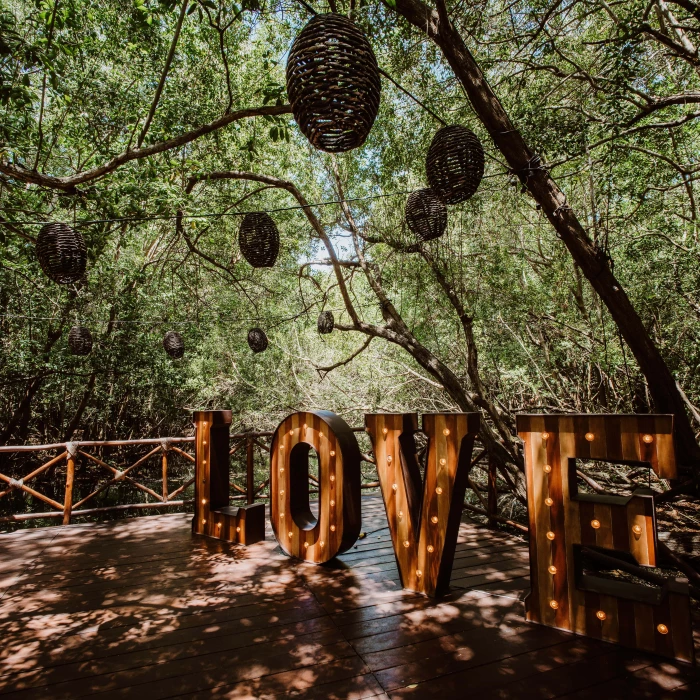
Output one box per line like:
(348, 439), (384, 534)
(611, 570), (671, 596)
(365, 412), (480, 596)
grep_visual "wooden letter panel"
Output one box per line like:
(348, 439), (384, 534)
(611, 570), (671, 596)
(193, 410), (265, 545)
(365, 412), (480, 597)
(517, 414), (693, 663)
(270, 411), (361, 563)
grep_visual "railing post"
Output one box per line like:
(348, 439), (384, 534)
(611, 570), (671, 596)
(63, 443), (77, 525)
(246, 436), (255, 505)
(161, 439), (170, 502)
(487, 454), (498, 528)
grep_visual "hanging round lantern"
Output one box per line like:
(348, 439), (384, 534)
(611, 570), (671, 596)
(163, 330), (184, 359)
(405, 189), (448, 242)
(317, 310), (334, 334)
(426, 125), (485, 204)
(286, 13), (381, 153)
(68, 326), (93, 356)
(247, 328), (268, 353)
(239, 212), (280, 268)
(36, 222), (87, 284)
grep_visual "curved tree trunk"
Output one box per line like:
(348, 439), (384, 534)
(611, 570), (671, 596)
(389, 0), (700, 468)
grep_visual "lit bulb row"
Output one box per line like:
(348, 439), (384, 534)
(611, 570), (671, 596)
(541, 431), (654, 444)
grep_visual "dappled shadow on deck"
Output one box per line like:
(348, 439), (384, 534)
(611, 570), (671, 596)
(0, 496), (697, 699)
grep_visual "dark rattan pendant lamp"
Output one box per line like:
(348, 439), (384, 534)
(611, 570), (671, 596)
(68, 326), (93, 356)
(405, 189), (448, 242)
(247, 328), (268, 353)
(239, 212), (280, 268)
(317, 310), (334, 334)
(286, 13), (381, 153)
(426, 125), (485, 205)
(163, 330), (184, 359)
(36, 222), (87, 284)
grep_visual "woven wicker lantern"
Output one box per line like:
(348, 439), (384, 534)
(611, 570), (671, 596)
(286, 13), (381, 153)
(36, 222), (87, 284)
(247, 328), (268, 353)
(239, 212), (280, 268)
(68, 326), (93, 356)
(426, 125), (485, 205)
(405, 189), (448, 242)
(163, 330), (184, 359)
(317, 310), (334, 334)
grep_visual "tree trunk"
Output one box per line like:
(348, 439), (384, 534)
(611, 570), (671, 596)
(390, 0), (700, 467)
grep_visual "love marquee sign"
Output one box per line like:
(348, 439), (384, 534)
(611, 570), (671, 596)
(192, 409), (694, 664)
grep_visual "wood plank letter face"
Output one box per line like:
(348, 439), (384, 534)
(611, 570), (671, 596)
(193, 410), (265, 545)
(517, 413), (693, 664)
(270, 411), (361, 563)
(365, 412), (480, 597)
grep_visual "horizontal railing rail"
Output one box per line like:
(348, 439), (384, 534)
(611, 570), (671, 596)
(0, 426), (390, 526)
(0, 426), (501, 529)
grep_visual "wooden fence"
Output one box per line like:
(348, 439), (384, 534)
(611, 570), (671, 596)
(0, 428), (505, 528)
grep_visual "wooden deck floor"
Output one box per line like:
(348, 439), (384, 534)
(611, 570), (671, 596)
(0, 495), (698, 699)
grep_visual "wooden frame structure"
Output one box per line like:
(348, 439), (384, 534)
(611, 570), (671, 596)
(365, 412), (480, 596)
(517, 413), (694, 663)
(270, 410), (362, 563)
(192, 410), (265, 544)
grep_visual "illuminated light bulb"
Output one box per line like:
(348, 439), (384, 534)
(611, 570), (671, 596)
(548, 565), (557, 575)
(382, 427), (389, 435)
(545, 497), (553, 506)
(330, 500), (335, 506)
(427, 545), (434, 553)
(280, 513), (285, 519)
(439, 458), (446, 466)
(632, 524), (642, 536)
(591, 519), (601, 529)
(657, 624), (669, 635)
(387, 456), (393, 464)
(416, 570), (423, 578)
(435, 487), (443, 495)
(330, 475), (335, 482)
(431, 516), (438, 524)
(546, 531), (555, 540)
(320, 541), (325, 548)
(392, 483), (398, 491)
(543, 465), (552, 473)
(203, 460), (207, 465)
(288, 531), (293, 538)
(303, 423), (307, 430)
(319, 432), (324, 438)
(289, 429), (293, 435)
(280, 467), (284, 473)
(443, 428), (450, 436)
(585, 432), (595, 442)
(549, 600), (559, 610)
(201, 498), (206, 504)
(202, 519), (207, 524)
(542, 432), (550, 440)
(304, 542), (309, 548)
(596, 610), (607, 621)
(403, 540), (410, 548)
(330, 525), (336, 532)
(642, 434), (654, 444)
(280, 445), (284, 451)
(236, 526), (241, 533)
(399, 510), (404, 519)
(330, 450), (336, 457)
(280, 490), (285, 496)
(216, 522), (222, 528)
(203, 440), (207, 446)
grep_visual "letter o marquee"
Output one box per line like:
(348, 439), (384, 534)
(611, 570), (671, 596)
(270, 411), (361, 563)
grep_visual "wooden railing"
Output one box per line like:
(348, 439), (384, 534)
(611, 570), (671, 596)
(0, 427), (509, 529)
